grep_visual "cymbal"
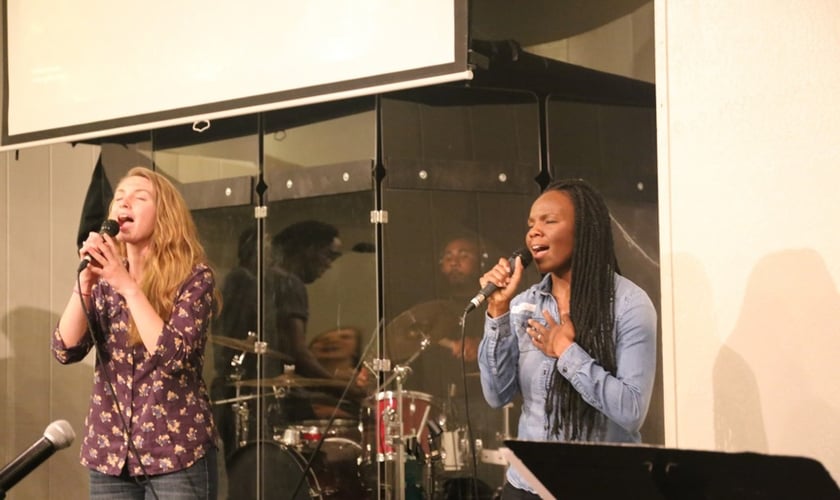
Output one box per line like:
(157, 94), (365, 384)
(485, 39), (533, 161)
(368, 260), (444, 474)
(386, 300), (463, 361)
(230, 374), (348, 389)
(208, 335), (293, 362)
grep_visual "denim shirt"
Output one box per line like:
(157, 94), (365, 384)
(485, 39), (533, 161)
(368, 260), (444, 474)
(478, 272), (657, 493)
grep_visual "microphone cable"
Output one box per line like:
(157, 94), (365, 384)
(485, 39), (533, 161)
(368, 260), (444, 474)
(76, 272), (161, 500)
(457, 309), (481, 500)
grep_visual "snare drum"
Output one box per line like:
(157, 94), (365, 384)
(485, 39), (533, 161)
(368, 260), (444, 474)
(361, 390), (439, 463)
(280, 419), (361, 447)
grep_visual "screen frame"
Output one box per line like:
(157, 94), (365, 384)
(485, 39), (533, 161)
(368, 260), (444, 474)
(1, 0), (471, 150)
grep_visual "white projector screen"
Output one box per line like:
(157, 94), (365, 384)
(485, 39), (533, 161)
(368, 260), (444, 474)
(1, 0), (469, 150)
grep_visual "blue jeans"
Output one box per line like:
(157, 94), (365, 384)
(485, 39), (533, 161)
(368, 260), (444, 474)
(89, 447), (218, 500)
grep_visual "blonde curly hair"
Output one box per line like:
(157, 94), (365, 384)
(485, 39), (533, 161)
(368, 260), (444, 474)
(110, 166), (218, 345)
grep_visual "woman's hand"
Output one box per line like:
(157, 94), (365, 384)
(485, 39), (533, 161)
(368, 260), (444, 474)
(527, 309), (575, 358)
(84, 233), (139, 297)
(479, 255), (526, 317)
(77, 231), (107, 292)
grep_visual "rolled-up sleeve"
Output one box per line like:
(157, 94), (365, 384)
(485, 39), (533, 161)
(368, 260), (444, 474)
(51, 327), (94, 364)
(51, 295), (99, 364)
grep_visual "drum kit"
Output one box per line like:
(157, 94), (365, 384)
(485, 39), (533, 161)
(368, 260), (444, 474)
(210, 300), (509, 500)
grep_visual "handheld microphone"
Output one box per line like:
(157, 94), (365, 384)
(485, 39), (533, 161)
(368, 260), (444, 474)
(465, 247), (533, 314)
(77, 219), (120, 273)
(0, 420), (75, 493)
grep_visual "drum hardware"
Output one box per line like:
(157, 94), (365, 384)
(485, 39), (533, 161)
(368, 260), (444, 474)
(229, 330), (255, 375)
(212, 391), (278, 406)
(209, 333), (294, 363)
(361, 362), (437, 500)
(225, 338), (251, 448)
(279, 419), (362, 452)
(385, 300), (463, 363)
(229, 374), (348, 390)
(233, 400), (251, 449)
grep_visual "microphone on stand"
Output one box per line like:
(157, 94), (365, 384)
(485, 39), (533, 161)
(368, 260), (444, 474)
(464, 248), (533, 314)
(77, 219), (120, 273)
(0, 420), (75, 493)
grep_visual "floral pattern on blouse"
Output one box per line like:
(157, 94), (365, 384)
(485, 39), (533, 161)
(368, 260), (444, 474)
(52, 264), (218, 477)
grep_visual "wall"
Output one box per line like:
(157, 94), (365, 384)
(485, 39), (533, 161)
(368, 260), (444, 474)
(1, 144), (100, 499)
(656, 0), (840, 483)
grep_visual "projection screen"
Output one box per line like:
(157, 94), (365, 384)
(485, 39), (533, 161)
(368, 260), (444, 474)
(1, 0), (470, 150)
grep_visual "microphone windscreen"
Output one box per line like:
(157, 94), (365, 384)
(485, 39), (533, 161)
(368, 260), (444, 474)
(99, 219), (120, 237)
(512, 247), (533, 269)
(43, 420), (75, 450)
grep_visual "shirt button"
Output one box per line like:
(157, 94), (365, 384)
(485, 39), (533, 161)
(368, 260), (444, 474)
(561, 367), (568, 374)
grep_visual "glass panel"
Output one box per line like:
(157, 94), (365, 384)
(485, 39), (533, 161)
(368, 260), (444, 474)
(149, 118), (265, 498)
(177, 102), (381, 499)
(379, 87), (541, 498)
(547, 97), (663, 445)
(254, 190), (377, 499)
(149, 101), (381, 496)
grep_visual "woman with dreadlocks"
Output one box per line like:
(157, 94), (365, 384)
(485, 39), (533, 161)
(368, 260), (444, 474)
(477, 178), (657, 499)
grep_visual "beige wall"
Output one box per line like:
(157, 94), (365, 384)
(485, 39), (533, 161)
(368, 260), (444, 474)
(656, 0), (840, 482)
(1, 144), (100, 499)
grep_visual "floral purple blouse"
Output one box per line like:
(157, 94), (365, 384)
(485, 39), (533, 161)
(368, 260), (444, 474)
(51, 264), (218, 477)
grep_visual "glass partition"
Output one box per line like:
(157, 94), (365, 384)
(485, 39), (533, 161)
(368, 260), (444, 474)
(152, 105), (381, 499)
(378, 86), (542, 498)
(546, 97), (663, 445)
(137, 84), (661, 500)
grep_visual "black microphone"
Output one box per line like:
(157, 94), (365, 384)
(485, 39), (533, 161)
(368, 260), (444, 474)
(0, 420), (75, 493)
(465, 247), (533, 314)
(77, 219), (120, 273)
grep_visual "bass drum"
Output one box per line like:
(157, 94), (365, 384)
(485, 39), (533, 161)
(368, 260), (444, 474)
(226, 440), (366, 500)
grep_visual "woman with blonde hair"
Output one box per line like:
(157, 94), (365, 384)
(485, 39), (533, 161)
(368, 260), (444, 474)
(52, 166), (220, 499)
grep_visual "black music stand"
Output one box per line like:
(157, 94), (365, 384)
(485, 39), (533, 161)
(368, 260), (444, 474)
(502, 440), (840, 500)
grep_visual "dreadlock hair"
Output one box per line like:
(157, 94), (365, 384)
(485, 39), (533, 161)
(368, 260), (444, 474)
(110, 167), (218, 346)
(543, 178), (618, 441)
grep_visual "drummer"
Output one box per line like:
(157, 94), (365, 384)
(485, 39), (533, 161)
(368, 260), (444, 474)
(400, 233), (507, 489)
(265, 220), (353, 421)
(210, 222), (353, 453)
(406, 234), (487, 404)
